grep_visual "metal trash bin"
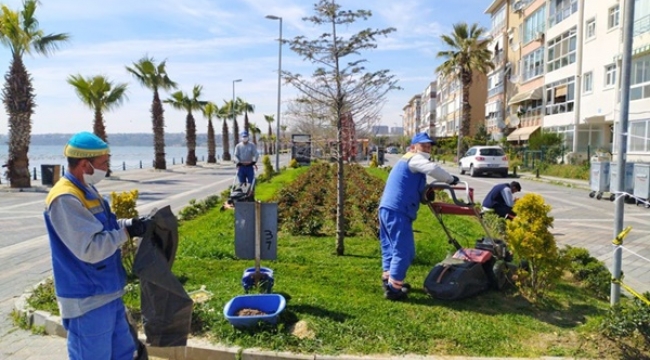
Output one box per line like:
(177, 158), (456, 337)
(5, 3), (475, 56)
(633, 163), (650, 207)
(589, 161), (610, 200)
(609, 162), (635, 201)
(41, 164), (61, 186)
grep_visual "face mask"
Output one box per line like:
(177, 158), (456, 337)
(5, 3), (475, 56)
(83, 163), (107, 186)
(242, 137), (249, 143)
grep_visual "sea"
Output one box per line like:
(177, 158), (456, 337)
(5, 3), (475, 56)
(0, 145), (226, 179)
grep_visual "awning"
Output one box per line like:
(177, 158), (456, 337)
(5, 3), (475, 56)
(508, 88), (543, 105)
(507, 126), (541, 142)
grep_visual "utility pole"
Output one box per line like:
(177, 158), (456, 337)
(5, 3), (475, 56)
(611, 0), (635, 305)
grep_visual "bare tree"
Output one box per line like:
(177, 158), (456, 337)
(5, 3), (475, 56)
(283, 0), (399, 255)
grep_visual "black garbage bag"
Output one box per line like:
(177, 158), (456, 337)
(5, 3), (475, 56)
(132, 206), (193, 347)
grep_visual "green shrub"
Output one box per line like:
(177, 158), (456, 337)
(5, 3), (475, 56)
(261, 154), (274, 181)
(369, 153), (378, 168)
(600, 296), (650, 349)
(178, 195), (222, 222)
(289, 158), (299, 168)
(561, 245), (611, 300)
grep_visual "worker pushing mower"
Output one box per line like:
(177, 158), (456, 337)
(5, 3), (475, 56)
(222, 131), (259, 210)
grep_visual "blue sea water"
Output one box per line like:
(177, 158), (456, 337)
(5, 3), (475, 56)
(0, 145), (225, 176)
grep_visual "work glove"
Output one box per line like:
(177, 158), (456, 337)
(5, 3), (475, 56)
(126, 217), (151, 238)
(449, 175), (460, 186)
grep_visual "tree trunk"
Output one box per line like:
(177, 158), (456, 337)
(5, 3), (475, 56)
(268, 125), (273, 155)
(207, 119), (216, 163)
(3, 54), (35, 188)
(222, 119), (231, 161)
(336, 113), (345, 256)
(186, 112), (197, 166)
(93, 109), (112, 176)
(244, 111), (250, 134)
(152, 90), (167, 170)
(233, 118), (240, 152)
(461, 71), (472, 139)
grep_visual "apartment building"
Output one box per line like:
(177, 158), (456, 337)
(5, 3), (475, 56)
(434, 72), (487, 139)
(505, 0), (545, 144)
(402, 94), (421, 137)
(485, 0), (509, 141)
(420, 82), (437, 135)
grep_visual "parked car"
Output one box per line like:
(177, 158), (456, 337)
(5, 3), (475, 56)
(387, 146), (399, 154)
(458, 146), (509, 177)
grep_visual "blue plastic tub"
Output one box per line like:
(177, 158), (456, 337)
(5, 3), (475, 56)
(241, 267), (274, 293)
(223, 294), (286, 328)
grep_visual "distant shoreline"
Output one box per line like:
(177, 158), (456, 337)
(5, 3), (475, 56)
(0, 133), (227, 147)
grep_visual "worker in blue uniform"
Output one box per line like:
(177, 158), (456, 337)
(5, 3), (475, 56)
(378, 132), (459, 300)
(482, 181), (522, 219)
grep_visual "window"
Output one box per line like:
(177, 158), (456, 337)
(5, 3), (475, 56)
(634, 0), (650, 36)
(549, 0), (578, 27)
(583, 71), (593, 93)
(605, 64), (617, 87)
(609, 5), (620, 29)
(547, 27), (577, 72)
(523, 6), (546, 43)
(585, 18), (596, 39)
(545, 76), (576, 115)
(631, 55), (650, 100)
(522, 47), (545, 81)
(629, 120), (650, 152)
(491, 6), (506, 33)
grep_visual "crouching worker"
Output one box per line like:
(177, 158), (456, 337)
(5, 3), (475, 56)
(482, 181), (522, 219)
(43, 132), (150, 360)
(378, 132), (459, 301)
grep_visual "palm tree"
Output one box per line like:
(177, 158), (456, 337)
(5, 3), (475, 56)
(237, 97), (255, 135)
(67, 75), (128, 144)
(225, 99), (244, 148)
(0, 0), (69, 188)
(248, 123), (260, 145)
(280, 124), (288, 151)
(202, 101), (219, 163)
(436, 22), (494, 159)
(217, 103), (233, 161)
(126, 56), (177, 170)
(164, 85), (207, 166)
(67, 75), (128, 175)
(264, 114), (275, 155)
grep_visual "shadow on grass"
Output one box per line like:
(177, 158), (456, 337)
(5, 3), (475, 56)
(405, 284), (602, 330)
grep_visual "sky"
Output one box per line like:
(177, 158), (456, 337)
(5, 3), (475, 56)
(0, 0), (492, 135)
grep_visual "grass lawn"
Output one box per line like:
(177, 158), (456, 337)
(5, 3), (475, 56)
(143, 165), (627, 359)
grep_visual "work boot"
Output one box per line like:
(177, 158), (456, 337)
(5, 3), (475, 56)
(383, 278), (411, 291)
(384, 286), (408, 301)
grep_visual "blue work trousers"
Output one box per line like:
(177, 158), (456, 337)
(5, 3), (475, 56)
(379, 207), (415, 282)
(237, 165), (255, 185)
(62, 298), (135, 360)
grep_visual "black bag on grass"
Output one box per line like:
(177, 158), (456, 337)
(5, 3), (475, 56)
(423, 257), (490, 300)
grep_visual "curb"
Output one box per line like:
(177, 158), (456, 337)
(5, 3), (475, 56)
(12, 283), (583, 360)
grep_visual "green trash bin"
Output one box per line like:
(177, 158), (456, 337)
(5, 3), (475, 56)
(41, 164), (61, 186)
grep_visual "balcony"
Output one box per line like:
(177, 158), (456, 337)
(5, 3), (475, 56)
(488, 84), (504, 98)
(492, 51), (505, 69)
(549, 0), (578, 28)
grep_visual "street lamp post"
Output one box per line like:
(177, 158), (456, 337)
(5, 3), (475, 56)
(232, 79), (242, 155)
(266, 14), (283, 172)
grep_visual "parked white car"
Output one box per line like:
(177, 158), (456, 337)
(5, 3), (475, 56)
(459, 146), (509, 177)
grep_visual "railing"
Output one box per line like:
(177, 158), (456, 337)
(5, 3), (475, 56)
(635, 14), (650, 37)
(2, 155), (222, 184)
(488, 84), (504, 98)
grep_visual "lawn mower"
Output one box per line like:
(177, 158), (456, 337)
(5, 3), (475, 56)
(221, 163), (257, 211)
(421, 181), (516, 300)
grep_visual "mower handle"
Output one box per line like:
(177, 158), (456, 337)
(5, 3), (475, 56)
(422, 181), (474, 206)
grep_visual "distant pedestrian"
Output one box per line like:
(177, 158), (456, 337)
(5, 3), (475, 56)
(233, 131), (259, 187)
(378, 132), (459, 301)
(43, 131), (149, 360)
(482, 181), (522, 219)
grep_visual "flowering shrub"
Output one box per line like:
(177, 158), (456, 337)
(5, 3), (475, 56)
(110, 190), (139, 275)
(506, 193), (566, 300)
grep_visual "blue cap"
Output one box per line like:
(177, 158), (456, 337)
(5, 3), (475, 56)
(64, 131), (110, 158)
(240, 131), (249, 137)
(411, 132), (435, 145)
